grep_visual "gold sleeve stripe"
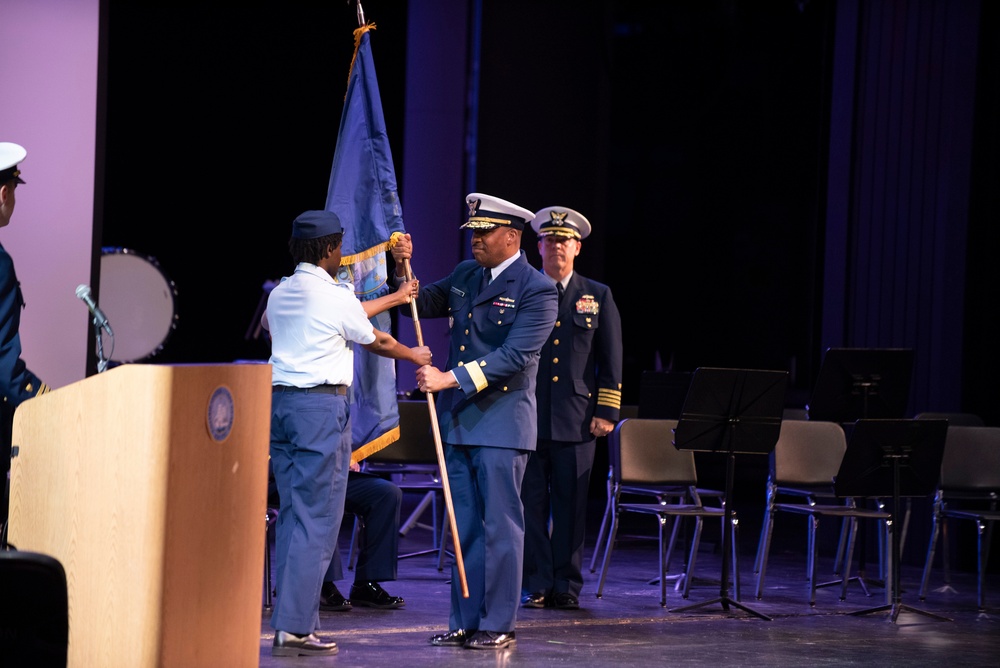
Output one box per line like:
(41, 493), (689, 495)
(466, 363), (488, 392)
(597, 388), (622, 409)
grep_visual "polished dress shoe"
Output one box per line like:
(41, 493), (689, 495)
(350, 580), (405, 609)
(319, 582), (352, 611)
(521, 591), (546, 608)
(429, 628), (473, 647)
(465, 630), (516, 650)
(551, 592), (580, 610)
(272, 630), (338, 656)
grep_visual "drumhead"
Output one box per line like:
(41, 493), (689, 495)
(98, 248), (178, 362)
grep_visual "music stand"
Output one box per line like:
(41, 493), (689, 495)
(669, 367), (788, 620)
(807, 347), (914, 594)
(806, 348), (914, 423)
(834, 419), (950, 623)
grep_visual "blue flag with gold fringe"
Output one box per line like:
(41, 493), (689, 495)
(325, 24), (404, 463)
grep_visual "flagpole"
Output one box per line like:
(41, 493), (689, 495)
(402, 259), (469, 597)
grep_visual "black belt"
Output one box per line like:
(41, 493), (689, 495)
(272, 384), (348, 396)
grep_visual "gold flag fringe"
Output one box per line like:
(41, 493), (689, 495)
(340, 230), (405, 268)
(346, 23), (377, 101)
(351, 423), (400, 465)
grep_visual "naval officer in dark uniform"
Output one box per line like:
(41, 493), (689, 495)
(1, 142), (50, 533)
(520, 206), (623, 610)
(390, 193), (558, 650)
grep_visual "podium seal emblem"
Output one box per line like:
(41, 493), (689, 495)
(207, 385), (235, 442)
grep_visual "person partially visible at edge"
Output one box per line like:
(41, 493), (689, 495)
(519, 206), (623, 612)
(263, 209), (430, 658)
(389, 192), (558, 651)
(0, 141), (50, 537)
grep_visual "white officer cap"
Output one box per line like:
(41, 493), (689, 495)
(0, 142), (27, 185)
(531, 206), (591, 240)
(461, 192), (534, 231)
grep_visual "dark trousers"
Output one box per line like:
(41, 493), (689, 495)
(1, 402), (13, 534)
(521, 438), (597, 598)
(325, 471), (402, 583)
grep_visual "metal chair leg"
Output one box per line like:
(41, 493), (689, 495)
(589, 471), (614, 573)
(595, 488), (622, 599)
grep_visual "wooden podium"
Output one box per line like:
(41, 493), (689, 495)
(8, 363), (272, 668)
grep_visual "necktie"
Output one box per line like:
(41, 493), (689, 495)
(557, 282), (565, 303)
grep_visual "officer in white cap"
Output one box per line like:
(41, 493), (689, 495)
(0, 143), (27, 192)
(1, 141), (50, 531)
(389, 192), (559, 650)
(520, 206), (623, 611)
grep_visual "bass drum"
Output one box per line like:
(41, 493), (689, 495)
(98, 248), (178, 363)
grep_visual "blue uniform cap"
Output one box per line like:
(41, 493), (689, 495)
(292, 210), (343, 239)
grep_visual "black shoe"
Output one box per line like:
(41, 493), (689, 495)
(521, 592), (546, 608)
(319, 582), (352, 612)
(350, 580), (405, 609)
(465, 630), (516, 650)
(430, 628), (473, 647)
(272, 630), (338, 656)
(551, 592), (580, 610)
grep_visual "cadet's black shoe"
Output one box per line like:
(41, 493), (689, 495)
(319, 582), (352, 612)
(350, 581), (405, 609)
(551, 592), (580, 609)
(272, 630), (338, 656)
(521, 592), (546, 608)
(465, 630), (516, 650)
(430, 629), (473, 647)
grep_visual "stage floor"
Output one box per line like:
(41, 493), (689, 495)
(257, 497), (999, 667)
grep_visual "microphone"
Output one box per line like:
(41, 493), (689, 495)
(75, 284), (113, 336)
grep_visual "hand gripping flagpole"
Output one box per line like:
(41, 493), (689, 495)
(402, 258), (468, 597)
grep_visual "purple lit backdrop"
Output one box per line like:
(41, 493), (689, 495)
(0, 0), (100, 390)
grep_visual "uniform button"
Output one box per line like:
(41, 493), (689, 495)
(468, 312), (473, 318)
(460, 345), (466, 351)
(553, 358), (559, 364)
(555, 321), (562, 327)
(553, 339), (560, 346)
(552, 376), (559, 382)
(465, 329), (469, 335)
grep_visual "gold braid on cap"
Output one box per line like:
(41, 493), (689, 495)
(538, 211), (581, 239)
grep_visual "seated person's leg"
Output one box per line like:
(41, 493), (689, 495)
(319, 548), (352, 611)
(346, 472), (405, 608)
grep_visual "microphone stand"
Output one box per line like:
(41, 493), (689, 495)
(94, 319), (110, 373)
